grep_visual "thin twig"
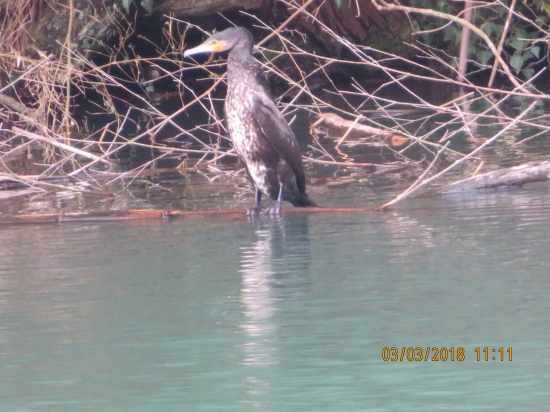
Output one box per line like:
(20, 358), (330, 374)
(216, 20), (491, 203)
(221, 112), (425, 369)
(12, 126), (111, 165)
(489, 0), (517, 87)
(378, 100), (538, 210)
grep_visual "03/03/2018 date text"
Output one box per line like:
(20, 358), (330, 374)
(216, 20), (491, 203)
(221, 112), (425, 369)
(381, 347), (513, 362)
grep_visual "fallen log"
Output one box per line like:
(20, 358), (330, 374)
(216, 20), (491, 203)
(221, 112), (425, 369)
(0, 93), (37, 117)
(440, 161), (550, 194)
(0, 174), (81, 190)
(0, 207), (372, 225)
(156, 0), (267, 15)
(311, 112), (409, 148)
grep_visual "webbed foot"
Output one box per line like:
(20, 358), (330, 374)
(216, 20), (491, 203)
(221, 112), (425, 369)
(246, 205), (265, 216)
(266, 203), (282, 215)
(246, 203), (282, 216)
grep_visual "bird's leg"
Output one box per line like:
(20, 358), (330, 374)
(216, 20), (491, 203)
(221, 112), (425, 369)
(246, 189), (265, 216)
(269, 184), (284, 215)
(261, 185), (283, 216)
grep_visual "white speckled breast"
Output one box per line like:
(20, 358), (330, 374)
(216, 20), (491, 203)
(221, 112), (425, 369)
(226, 83), (280, 199)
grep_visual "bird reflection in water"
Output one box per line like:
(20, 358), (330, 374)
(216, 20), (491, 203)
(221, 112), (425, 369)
(239, 215), (312, 369)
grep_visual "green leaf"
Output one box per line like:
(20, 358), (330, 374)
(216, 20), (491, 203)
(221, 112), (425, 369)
(443, 25), (462, 46)
(333, 0), (343, 8)
(522, 50), (534, 60)
(443, 25), (461, 46)
(482, 21), (504, 39)
(522, 68), (535, 79)
(510, 54), (524, 72)
(141, 0), (154, 13)
(482, 21), (498, 37)
(477, 50), (493, 66)
(494, 24), (504, 38)
(530, 46), (540, 59)
(515, 26), (529, 40)
(508, 39), (525, 51)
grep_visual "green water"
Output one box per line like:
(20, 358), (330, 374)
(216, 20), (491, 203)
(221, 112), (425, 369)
(1, 184), (549, 411)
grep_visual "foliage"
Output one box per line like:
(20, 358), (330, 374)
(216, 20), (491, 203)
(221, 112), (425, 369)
(533, 0), (550, 15)
(411, 0), (550, 79)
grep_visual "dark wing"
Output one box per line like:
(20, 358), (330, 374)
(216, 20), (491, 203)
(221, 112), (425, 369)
(255, 65), (275, 99)
(251, 92), (306, 192)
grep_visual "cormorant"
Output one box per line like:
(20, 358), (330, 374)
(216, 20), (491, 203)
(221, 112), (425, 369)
(184, 27), (317, 215)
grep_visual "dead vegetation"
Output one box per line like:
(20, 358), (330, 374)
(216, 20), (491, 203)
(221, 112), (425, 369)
(1, 0), (550, 215)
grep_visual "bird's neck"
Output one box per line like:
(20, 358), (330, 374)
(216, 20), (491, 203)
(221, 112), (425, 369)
(227, 46), (261, 85)
(227, 43), (254, 65)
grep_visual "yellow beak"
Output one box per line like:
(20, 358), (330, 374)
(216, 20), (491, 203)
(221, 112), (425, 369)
(184, 43), (222, 58)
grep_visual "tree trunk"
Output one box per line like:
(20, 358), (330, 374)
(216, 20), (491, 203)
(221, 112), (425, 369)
(156, 0), (268, 15)
(157, 0), (415, 56)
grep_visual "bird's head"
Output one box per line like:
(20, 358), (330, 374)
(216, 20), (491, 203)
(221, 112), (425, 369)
(183, 27), (253, 58)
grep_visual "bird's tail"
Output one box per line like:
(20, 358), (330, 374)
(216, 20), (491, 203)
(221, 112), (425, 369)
(290, 193), (318, 208)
